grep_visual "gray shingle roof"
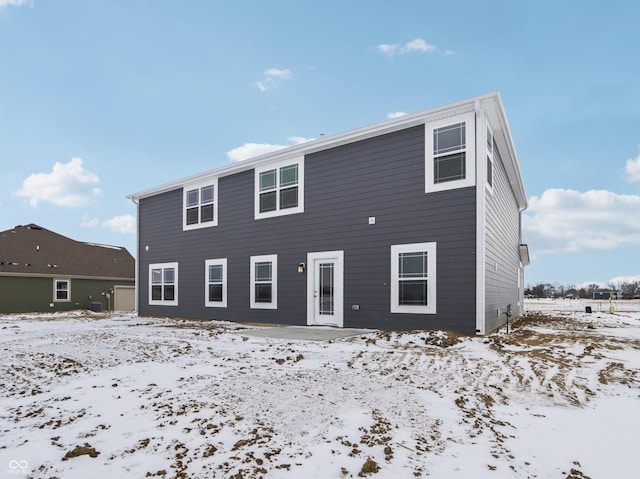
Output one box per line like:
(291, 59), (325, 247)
(0, 224), (134, 279)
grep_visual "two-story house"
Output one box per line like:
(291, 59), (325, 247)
(128, 92), (528, 334)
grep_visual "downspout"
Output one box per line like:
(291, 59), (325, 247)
(475, 100), (486, 335)
(128, 195), (140, 315)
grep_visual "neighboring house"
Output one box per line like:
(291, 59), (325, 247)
(0, 224), (135, 313)
(593, 289), (621, 300)
(128, 92), (529, 335)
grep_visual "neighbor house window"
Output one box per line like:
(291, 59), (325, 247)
(149, 262), (178, 306)
(255, 158), (304, 219)
(184, 178), (218, 230)
(486, 123), (494, 193)
(54, 279), (70, 302)
(250, 254), (277, 309)
(425, 112), (475, 193)
(390, 242), (436, 314)
(205, 258), (227, 308)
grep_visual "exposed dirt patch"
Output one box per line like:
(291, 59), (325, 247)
(62, 443), (99, 460)
(565, 467), (592, 479)
(358, 458), (380, 476)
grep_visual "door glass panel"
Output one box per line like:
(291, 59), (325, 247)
(319, 262), (334, 315)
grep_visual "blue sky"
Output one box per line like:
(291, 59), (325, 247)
(1, 0), (639, 288)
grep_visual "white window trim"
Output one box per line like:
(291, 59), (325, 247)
(183, 178), (219, 230)
(205, 258), (227, 308)
(425, 112), (476, 193)
(53, 278), (71, 302)
(250, 254), (277, 309)
(149, 262), (179, 306)
(485, 120), (494, 195)
(390, 242), (437, 314)
(254, 157), (304, 220)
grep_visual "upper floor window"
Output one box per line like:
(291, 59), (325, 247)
(255, 158), (304, 220)
(434, 122), (466, 183)
(486, 123), (494, 194)
(54, 279), (70, 302)
(425, 112), (475, 193)
(149, 262), (178, 306)
(184, 179), (218, 230)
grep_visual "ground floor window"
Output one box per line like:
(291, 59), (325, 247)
(250, 254), (277, 309)
(54, 279), (70, 302)
(149, 262), (178, 306)
(205, 258), (227, 307)
(390, 242), (437, 314)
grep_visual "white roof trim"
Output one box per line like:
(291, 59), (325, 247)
(128, 91), (526, 209)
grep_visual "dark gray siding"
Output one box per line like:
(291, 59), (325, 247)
(484, 144), (522, 333)
(138, 126), (477, 333)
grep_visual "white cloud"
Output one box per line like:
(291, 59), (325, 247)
(387, 111), (406, 119)
(80, 215), (99, 228)
(375, 43), (398, 56)
(374, 38), (452, 57)
(226, 143), (288, 162)
(14, 157), (101, 207)
(523, 188), (640, 255)
(263, 68), (291, 79)
(0, 0), (31, 7)
(608, 274), (640, 285)
(256, 68), (292, 92)
(625, 148), (640, 182)
(227, 136), (315, 162)
(102, 214), (136, 234)
(400, 38), (437, 54)
(287, 136), (314, 145)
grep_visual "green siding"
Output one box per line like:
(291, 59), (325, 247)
(0, 276), (134, 314)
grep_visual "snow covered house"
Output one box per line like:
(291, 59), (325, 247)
(128, 92), (529, 334)
(0, 224), (135, 313)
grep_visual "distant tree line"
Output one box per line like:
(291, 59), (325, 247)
(525, 281), (640, 299)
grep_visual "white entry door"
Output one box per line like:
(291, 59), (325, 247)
(307, 251), (344, 327)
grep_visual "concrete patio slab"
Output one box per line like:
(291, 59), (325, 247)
(238, 325), (375, 341)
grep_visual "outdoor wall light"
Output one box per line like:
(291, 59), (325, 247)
(298, 263), (305, 274)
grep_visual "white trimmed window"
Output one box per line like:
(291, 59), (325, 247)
(391, 243), (437, 314)
(250, 254), (277, 309)
(255, 158), (304, 219)
(184, 178), (218, 230)
(149, 262), (178, 306)
(205, 258), (227, 308)
(486, 123), (494, 194)
(425, 112), (475, 193)
(54, 279), (70, 302)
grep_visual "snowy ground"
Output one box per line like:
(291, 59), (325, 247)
(1, 301), (639, 479)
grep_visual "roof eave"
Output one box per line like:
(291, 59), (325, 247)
(128, 92), (504, 202)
